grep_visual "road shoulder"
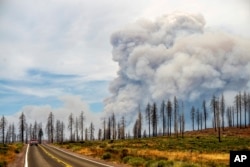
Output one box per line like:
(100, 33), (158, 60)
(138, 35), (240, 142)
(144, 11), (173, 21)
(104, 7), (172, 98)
(8, 144), (27, 167)
(47, 144), (129, 167)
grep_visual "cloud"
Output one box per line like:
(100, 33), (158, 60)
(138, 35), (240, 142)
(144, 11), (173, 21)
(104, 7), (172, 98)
(104, 12), (250, 121)
(6, 95), (104, 138)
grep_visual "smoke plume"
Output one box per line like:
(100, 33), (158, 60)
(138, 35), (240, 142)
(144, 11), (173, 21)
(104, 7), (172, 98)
(104, 12), (250, 119)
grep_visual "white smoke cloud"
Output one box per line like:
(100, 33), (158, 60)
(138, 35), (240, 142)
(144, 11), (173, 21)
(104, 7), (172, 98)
(104, 12), (250, 119)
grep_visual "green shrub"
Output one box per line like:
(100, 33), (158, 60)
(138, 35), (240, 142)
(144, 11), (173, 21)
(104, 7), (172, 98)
(123, 156), (133, 163)
(145, 160), (174, 167)
(157, 160), (174, 167)
(127, 157), (145, 167)
(104, 147), (119, 154)
(102, 153), (111, 160)
(180, 162), (198, 167)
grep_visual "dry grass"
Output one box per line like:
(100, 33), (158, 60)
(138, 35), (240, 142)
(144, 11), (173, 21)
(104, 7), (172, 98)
(56, 127), (250, 167)
(135, 149), (229, 164)
(0, 143), (22, 166)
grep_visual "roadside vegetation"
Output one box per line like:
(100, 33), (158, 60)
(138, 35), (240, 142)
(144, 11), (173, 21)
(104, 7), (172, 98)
(55, 127), (250, 167)
(0, 143), (23, 167)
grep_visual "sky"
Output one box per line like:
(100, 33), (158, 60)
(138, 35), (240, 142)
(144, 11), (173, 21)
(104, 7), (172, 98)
(0, 0), (250, 133)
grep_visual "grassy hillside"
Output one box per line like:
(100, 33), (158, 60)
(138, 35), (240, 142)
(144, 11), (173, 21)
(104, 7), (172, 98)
(55, 127), (250, 167)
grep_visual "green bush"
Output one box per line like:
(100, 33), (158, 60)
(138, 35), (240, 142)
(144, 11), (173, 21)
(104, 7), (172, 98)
(180, 162), (198, 167)
(102, 153), (111, 160)
(127, 157), (145, 167)
(104, 147), (119, 154)
(145, 160), (174, 167)
(157, 160), (174, 167)
(123, 156), (133, 163)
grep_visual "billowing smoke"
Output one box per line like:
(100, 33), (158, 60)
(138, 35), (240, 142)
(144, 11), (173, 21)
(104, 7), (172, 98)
(104, 12), (250, 120)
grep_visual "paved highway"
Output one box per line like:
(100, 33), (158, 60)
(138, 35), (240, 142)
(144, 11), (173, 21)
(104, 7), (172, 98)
(25, 144), (114, 167)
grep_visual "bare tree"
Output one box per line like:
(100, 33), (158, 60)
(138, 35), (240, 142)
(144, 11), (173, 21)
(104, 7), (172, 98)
(0, 115), (7, 144)
(239, 92), (242, 128)
(248, 93), (250, 126)
(68, 113), (74, 142)
(203, 100), (208, 129)
(220, 94), (225, 130)
(79, 111), (85, 141)
(190, 106), (195, 131)
(215, 98), (221, 142)
(138, 108), (142, 138)
(85, 128), (88, 141)
(243, 91), (247, 128)
(102, 118), (106, 140)
(151, 102), (158, 137)
(167, 100), (172, 136)
(107, 117), (111, 140)
(120, 116), (125, 139)
(235, 94), (239, 128)
(211, 95), (217, 131)
(196, 108), (200, 131)
(145, 103), (151, 137)
(38, 126), (43, 144)
(56, 120), (61, 143)
(179, 102), (185, 138)
(133, 119), (139, 139)
(174, 97), (179, 137)
(160, 100), (166, 136)
(33, 121), (38, 140)
(111, 113), (116, 140)
(19, 112), (26, 143)
(46, 112), (54, 143)
(11, 123), (16, 143)
(98, 128), (102, 140)
(75, 117), (79, 141)
(89, 122), (95, 140)
(226, 106), (233, 127)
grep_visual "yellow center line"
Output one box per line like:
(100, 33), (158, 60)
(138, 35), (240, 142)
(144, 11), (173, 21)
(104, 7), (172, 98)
(39, 145), (72, 167)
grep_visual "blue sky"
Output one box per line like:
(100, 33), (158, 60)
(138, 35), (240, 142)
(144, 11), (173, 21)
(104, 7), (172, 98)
(1, 0), (250, 131)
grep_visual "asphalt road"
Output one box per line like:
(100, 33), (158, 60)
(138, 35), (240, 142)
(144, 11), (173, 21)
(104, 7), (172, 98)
(26, 144), (114, 167)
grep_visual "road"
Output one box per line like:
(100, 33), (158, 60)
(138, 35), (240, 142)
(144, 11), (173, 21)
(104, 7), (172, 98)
(25, 144), (114, 167)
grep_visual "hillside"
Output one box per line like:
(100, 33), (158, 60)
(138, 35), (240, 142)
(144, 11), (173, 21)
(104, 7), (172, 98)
(55, 126), (250, 167)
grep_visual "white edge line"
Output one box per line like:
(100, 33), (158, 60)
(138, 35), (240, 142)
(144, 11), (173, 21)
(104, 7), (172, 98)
(46, 144), (114, 167)
(24, 144), (29, 167)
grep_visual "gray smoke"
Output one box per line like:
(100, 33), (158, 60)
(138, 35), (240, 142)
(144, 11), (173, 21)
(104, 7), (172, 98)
(104, 12), (250, 119)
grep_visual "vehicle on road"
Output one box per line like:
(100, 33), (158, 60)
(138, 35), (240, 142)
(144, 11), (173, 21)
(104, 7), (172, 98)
(30, 139), (39, 146)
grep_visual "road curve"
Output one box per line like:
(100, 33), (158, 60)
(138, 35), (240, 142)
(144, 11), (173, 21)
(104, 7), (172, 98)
(25, 144), (114, 167)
